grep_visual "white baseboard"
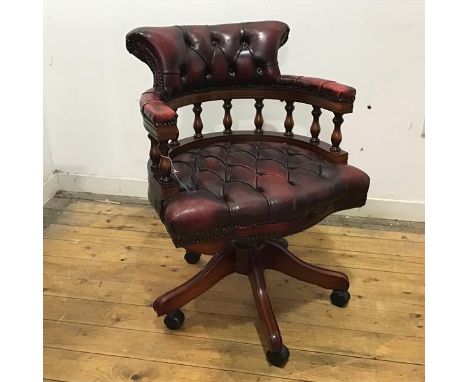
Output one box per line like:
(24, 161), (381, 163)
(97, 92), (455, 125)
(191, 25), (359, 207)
(57, 172), (148, 198)
(56, 172), (425, 222)
(335, 198), (424, 222)
(43, 173), (60, 204)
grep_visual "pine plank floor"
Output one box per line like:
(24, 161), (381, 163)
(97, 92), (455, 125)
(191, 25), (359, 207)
(43, 192), (425, 381)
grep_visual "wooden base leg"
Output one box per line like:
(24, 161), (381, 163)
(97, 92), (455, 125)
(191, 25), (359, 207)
(153, 239), (351, 364)
(153, 245), (236, 316)
(262, 240), (349, 291)
(248, 255), (289, 366)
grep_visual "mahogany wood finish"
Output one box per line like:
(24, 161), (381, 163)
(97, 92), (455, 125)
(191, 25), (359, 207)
(193, 102), (204, 138)
(153, 246), (236, 316)
(170, 110), (180, 146)
(284, 100), (295, 136)
(262, 241), (349, 291)
(254, 98), (264, 134)
(165, 88), (354, 114)
(310, 106), (322, 143)
(148, 134), (160, 168)
(170, 132), (180, 146)
(126, 21), (368, 367)
(158, 140), (171, 183)
(222, 99), (233, 134)
(331, 113), (344, 152)
(185, 239), (228, 256)
(152, 240), (352, 364)
(248, 253), (283, 353)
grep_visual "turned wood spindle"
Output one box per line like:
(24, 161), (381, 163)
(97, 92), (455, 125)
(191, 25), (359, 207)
(331, 113), (344, 152)
(148, 134), (160, 169)
(223, 99), (232, 134)
(193, 102), (203, 138)
(170, 110), (180, 146)
(254, 98), (264, 134)
(158, 139), (172, 182)
(284, 100), (295, 137)
(170, 130), (180, 146)
(310, 106), (322, 143)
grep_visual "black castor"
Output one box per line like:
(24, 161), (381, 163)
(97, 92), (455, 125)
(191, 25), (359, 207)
(184, 251), (201, 264)
(164, 309), (185, 330)
(275, 237), (289, 249)
(330, 289), (351, 308)
(266, 344), (290, 367)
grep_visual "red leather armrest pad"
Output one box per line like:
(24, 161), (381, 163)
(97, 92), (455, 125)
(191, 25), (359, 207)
(140, 90), (177, 125)
(280, 75), (356, 103)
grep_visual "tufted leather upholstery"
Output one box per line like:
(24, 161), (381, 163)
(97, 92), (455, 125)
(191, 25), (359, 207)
(280, 75), (356, 103)
(140, 90), (177, 125)
(129, 21), (369, 247)
(127, 21), (290, 100)
(154, 140), (369, 246)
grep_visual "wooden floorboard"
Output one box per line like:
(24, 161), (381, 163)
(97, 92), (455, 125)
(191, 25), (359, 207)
(43, 254), (424, 315)
(44, 295), (423, 364)
(43, 194), (425, 381)
(44, 347), (291, 382)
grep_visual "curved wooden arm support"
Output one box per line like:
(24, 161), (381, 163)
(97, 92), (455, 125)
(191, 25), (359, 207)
(165, 86), (354, 114)
(141, 90), (180, 184)
(169, 130), (348, 164)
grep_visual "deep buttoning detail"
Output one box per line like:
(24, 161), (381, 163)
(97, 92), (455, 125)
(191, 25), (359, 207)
(161, 140), (369, 245)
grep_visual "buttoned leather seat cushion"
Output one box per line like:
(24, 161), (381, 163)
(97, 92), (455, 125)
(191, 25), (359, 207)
(155, 141), (369, 246)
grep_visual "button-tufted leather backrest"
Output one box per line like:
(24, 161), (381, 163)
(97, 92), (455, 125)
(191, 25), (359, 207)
(126, 21), (290, 101)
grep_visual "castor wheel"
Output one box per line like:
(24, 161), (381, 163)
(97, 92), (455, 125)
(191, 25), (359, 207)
(266, 344), (290, 367)
(184, 251), (201, 264)
(330, 289), (351, 308)
(275, 237), (288, 249)
(164, 309), (185, 330)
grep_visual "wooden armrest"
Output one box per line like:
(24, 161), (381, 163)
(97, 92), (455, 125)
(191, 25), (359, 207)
(279, 75), (356, 108)
(140, 89), (179, 141)
(279, 75), (355, 153)
(141, 89), (180, 186)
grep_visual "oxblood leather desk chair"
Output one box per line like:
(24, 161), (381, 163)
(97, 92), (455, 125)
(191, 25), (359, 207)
(126, 21), (370, 367)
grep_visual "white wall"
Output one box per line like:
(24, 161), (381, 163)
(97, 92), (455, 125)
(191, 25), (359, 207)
(43, 124), (54, 182)
(43, 119), (59, 203)
(44, 0), (424, 220)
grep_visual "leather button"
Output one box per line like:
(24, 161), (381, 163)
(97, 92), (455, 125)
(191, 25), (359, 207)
(257, 67), (263, 75)
(211, 40), (217, 46)
(241, 41), (248, 49)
